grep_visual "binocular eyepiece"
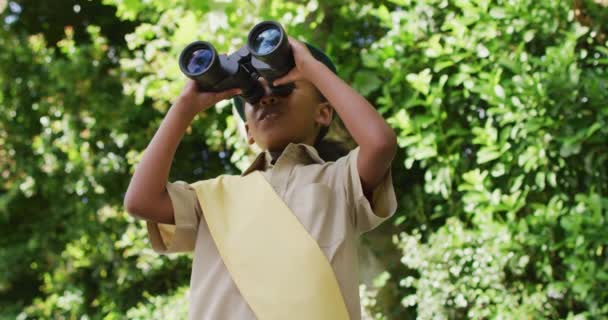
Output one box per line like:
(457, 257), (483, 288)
(178, 21), (295, 105)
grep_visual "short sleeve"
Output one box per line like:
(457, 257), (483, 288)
(336, 146), (398, 234)
(146, 180), (202, 254)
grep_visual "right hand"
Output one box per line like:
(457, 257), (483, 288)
(176, 79), (241, 115)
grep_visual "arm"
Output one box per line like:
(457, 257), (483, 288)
(274, 38), (397, 197)
(123, 98), (194, 225)
(303, 61), (397, 197)
(123, 80), (240, 224)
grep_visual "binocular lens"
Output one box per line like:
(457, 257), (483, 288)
(187, 48), (214, 74)
(178, 21), (293, 104)
(251, 27), (281, 55)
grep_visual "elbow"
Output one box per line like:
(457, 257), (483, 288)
(376, 129), (398, 160)
(123, 190), (144, 219)
(123, 199), (138, 219)
(360, 129), (397, 166)
(361, 128), (398, 162)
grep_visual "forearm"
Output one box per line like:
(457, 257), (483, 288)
(304, 61), (397, 194)
(303, 61), (396, 150)
(124, 98), (196, 209)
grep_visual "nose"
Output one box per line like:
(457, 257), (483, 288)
(256, 77), (279, 107)
(259, 95), (279, 106)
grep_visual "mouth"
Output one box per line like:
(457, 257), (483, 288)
(258, 108), (282, 121)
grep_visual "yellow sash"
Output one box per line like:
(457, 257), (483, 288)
(191, 171), (349, 320)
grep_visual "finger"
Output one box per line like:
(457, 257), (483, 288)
(215, 88), (242, 101)
(182, 79), (196, 92)
(287, 37), (298, 51)
(200, 88), (239, 106)
(287, 36), (299, 46)
(273, 69), (298, 86)
(287, 36), (306, 51)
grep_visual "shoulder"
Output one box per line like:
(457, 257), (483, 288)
(319, 146), (360, 173)
(290, 147), (359, 187)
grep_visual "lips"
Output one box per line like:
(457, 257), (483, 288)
(259, 108), (282, 121)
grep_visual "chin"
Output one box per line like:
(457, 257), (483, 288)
(263, 139), (291, 152)
(258, 133), (296, 152)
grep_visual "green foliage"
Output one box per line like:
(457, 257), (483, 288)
(1, 0), (607, 319)
(125, 286), (189, 319)
(361, 0), (608, 319)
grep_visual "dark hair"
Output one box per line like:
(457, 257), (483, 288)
(314, 136), (349, 162)
(312, 108), (355, 162)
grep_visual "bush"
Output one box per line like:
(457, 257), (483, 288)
(1, 0), (606, 318)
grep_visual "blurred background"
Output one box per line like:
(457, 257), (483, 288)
(1, 0), (607, 319)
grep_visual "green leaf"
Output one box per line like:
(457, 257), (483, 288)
(406, 68), (432, 95)
(494, 84), (505, 99)
(489, 8), (507, 19)
(535, 171), (546, 190)
(477, 147), (502, 164)
(413, 145), (437, 160)
(354, 70), (382, 96)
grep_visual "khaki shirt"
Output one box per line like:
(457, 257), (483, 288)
(147, 142), (397, 320)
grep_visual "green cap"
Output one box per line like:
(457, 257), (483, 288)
(233, 42), (337, 121)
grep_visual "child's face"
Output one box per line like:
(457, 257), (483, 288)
(244, 78), (332, 152)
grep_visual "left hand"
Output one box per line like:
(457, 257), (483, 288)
(273, 37), (319, 86)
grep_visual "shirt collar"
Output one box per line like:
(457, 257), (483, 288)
(241, 142), (325, 176)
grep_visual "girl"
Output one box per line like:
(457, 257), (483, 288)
(124, 37), (398, 320)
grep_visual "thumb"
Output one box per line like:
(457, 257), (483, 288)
(210, 88), (241, 102)
(273, 69), (298, 86)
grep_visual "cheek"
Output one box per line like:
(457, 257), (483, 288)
(287, 90), (315, 111)
(286, 96), (318, 123)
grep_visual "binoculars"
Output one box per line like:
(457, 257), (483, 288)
(178, 21), (295, 105)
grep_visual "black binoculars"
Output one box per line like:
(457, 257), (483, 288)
(178, 21), (295, 105)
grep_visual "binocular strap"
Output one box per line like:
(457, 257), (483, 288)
(191, 171), (349, 320)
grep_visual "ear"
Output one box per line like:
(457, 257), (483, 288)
(245, 122), (255, 145)
(315, 102), (333, 127)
